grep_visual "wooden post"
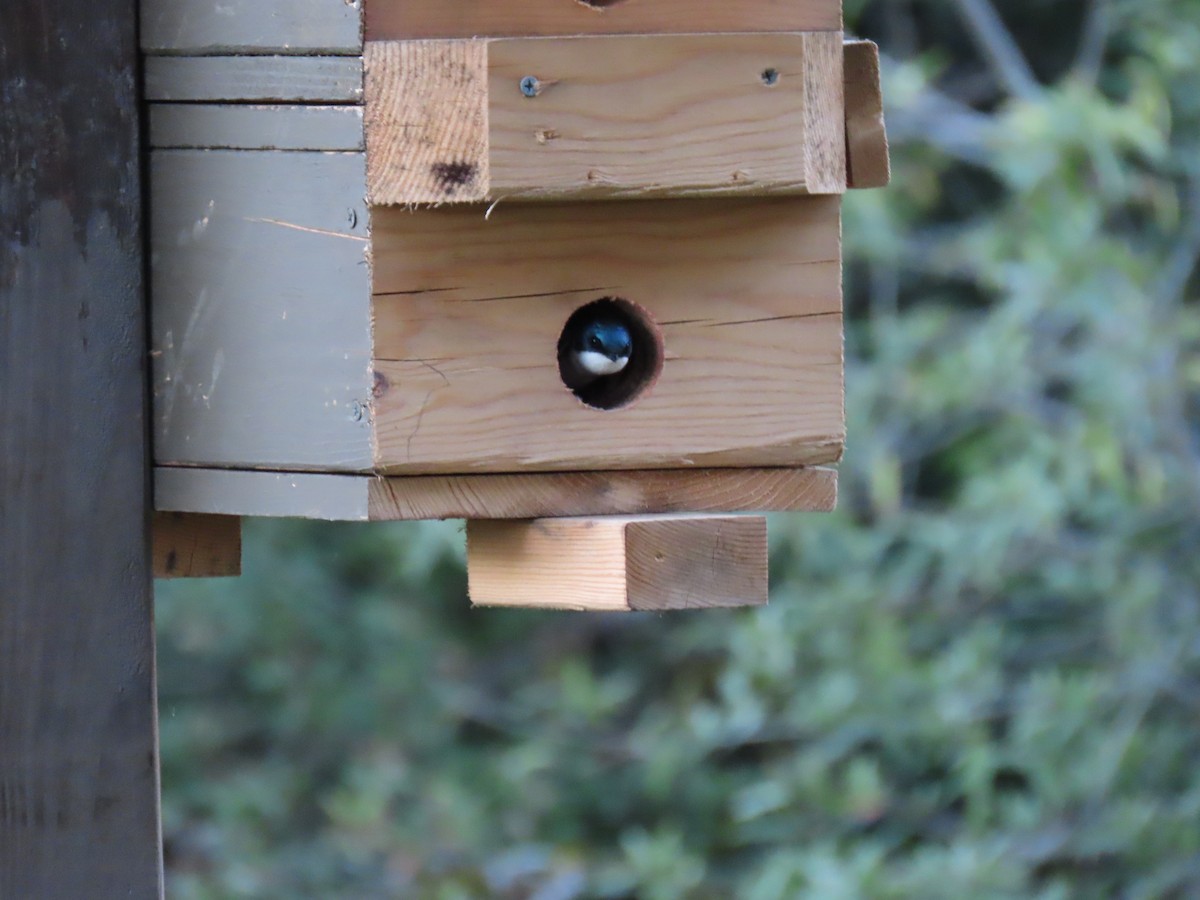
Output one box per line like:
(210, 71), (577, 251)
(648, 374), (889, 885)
(0, 4), (164, 897)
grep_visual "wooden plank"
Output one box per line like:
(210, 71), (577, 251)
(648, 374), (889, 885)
(844, 39), (891, 189)
(144, 55), (363, 103)
(141, 0), (362, 54)
(155, 466), (836, 521)
(371, 197), (845, 474)
(367, 0), (841, 41)
(155, 468), (373, 521)
(150, 104), (364, 151)
(365, 40), (489, 205)
(0, 1), (164, 894)
(150, 150), (374, 472)
(488, 33), (842, 200)
(368, 467), (838, 519)
(152, 513), (242, 578)
(366, 34), (847, 204)
(467, 515), (768, 611)
(801, 32), (847, 194)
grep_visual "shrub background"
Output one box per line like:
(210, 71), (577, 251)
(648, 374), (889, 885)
(157, 2), (1200, 896)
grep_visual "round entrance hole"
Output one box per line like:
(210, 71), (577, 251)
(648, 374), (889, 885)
(556, 297), (663, 410)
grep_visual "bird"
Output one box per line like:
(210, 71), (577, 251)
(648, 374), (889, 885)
(560, 318), (633, 390)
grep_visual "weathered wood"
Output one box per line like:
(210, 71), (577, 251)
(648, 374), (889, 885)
(367, 467), (838, 520)
(467, 515), (768, 611)
(366, 34), (847, 204)
(150, 149), (373, 472)
(0, 2), (163, 895)
(152, 513), (242, 578)
(150, 104), (364, 151)
(371, 196), (845, 474)
(155, 466), (837, 521)
(367, 0), (841, 41)
(844, 39), (891, 189)
(141, 0), (363, 54)
(144, 55), (364, 104)
(365, 40), (489, 205)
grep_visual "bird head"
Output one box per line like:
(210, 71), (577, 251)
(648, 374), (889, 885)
(574, 319), (633, 377)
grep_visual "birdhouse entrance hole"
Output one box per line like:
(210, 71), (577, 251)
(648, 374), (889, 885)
(557, 297), (663, 410)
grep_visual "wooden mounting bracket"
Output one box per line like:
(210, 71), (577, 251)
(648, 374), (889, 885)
(467, 514), (768, 611)
(152, 512), (242, 579)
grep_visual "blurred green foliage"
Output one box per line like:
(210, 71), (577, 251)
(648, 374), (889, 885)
(157, 1), (1200, 896)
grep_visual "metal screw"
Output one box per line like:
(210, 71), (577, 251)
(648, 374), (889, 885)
(761, 68), (780, 86)
(520, 75), (541, 98)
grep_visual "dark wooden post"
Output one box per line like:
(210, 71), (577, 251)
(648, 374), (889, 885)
(1, 4), (164, 897)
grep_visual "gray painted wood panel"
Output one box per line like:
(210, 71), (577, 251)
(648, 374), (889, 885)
(145, 55), (363, 103)
(141, 0), (362, 54)
(150, 149), (374, 471)
(155, 467), (371, 520)
(150, 104), (364, 150)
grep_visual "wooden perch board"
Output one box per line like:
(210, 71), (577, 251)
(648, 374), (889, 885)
(365, 33), (846, 204)
(371, 196), (845, 474)
(367, 0), (842, 41)
(468, 515), (768, 611)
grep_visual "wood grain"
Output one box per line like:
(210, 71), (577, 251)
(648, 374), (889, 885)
(1, 2), (163, 893)
(487, 33), (833, 200)
(144, 55), (364, 104)
(368, 467), (838, 520)
(149, 104), (364, 151)
(844, 39), (891, 189)
(152, 513), (242, 579)
(150, 149), (374, 472)
(467, 515), (768, 611)
(367, 0), (841, 41)
(371, 196), (845, 474)
(365, 40), (489, 204)
(366, 34), (847, 203)
(802, 32), (848, 194)
(155, 466), (836, 521)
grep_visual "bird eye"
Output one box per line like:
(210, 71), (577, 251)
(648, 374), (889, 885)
(589, 335), (603, 349)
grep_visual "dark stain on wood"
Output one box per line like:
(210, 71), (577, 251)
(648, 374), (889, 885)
(373, 370), (391, 398)
(431, 160), (479, 194)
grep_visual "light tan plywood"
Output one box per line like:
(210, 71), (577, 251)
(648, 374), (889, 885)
(370, 197), (845, 474)
(366, 0), (841, 41)
(467, 515), (767, 611)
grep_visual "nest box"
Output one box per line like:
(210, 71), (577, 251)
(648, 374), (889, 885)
(143, 0), (889, 607)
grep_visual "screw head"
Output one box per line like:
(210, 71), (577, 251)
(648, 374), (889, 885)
(761, 68), (780, 86)
(520, 75), (540, 98)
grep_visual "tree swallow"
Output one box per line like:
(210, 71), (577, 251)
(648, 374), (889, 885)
(561, 319), (633, 389)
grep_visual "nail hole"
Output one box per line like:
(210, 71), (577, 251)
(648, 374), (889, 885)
(557, 297), (663, 411)
(761, 68), (780, 86)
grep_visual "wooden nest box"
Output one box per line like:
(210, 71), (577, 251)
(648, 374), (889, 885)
(144, 0), (889, 607)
